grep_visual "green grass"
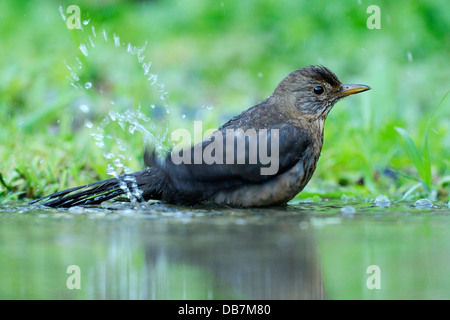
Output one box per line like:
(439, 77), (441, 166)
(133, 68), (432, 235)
(394, 90), (449, 198)
(0, 0), (449, 202)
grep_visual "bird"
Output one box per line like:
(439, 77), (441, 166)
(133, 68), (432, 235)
(31, 65), (370, 208)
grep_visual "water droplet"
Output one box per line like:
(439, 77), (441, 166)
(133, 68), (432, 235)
(84, 120), (93, 129)
(64, 61), (72, 71)
(79, 43), (88, 56)
(123, 176), (135, 182)
(102, 29), (108, 42)
(83, 19), (90, 25)
(113, 33), (120, 47)
(79, 104), (89, 113)
(103, 152), (115, 159)
(75, 57), (82, 69)
(182, 114), (186, 119)
(124, 167), (132, 174)
(407, 51), (413, 62)
(90, 132), (103, 141)
(206, 105), (214, 111)
(151, 104), (155, 109)
(414, 198), (433, 209)
(133, 188), (143, 198)
(100, 117), (110, 127)
(106, 164), (117, 176)
(58, 6), (66, 21)
(119, 181), (128, 190)
(95, 141), (105, 148)
(88, 36), (95, 48)
(84, 82), (92, 89)
(142, 62), (151, 75)
(113, 158), (124, 167)
(91, 26), (96, 37)
(374, 195), (391, 207)
(148, 73), (157, 84)
(108, 111), (117, 121)
(71, 72), (79, 81)
(110, 101), (115, 105)
(340, 206), (355, 215)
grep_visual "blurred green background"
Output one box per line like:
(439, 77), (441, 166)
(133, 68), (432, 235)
(0, 0), (449, 202)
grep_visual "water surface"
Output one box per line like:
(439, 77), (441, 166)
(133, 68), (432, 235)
(0, 199), (449, 299)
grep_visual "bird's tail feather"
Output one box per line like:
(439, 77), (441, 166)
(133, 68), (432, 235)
(30, 169), (160, 208)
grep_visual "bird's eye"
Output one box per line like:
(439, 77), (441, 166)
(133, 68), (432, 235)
(313, 86), (324, 95)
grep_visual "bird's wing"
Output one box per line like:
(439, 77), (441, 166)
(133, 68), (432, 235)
(146, 123), (313, 199)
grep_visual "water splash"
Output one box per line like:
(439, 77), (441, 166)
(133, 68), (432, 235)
(88, 36), (95, 48)
(58, 6), (66, 21)
(113, 33), (120, 47)
(59, 10), (174, 207)
(102, 29), (108, 42)
(79, 43), (89, 56)
(84, 120), (93, 128)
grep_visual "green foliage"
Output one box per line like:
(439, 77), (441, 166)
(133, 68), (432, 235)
(394, 91), (449, 196)
(395, 127), (432, 189)
(0, 0), (449, 202)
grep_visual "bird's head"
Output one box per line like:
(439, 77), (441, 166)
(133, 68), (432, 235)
(274, 65), (370, 119)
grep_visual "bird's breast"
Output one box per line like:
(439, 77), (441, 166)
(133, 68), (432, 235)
(209, 145), (320, 207)
(207, 118), (325, 207)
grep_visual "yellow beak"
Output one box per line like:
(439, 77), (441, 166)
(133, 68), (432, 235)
(339, 84), (371, 96)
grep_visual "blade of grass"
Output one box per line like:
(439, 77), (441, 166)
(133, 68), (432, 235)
(423, 90), (449, 189)
(390, 168), (423, 184)
(397, 182), (422, 202)
(0, 173), (13, 192)
(394, 126), (429, 190)
(395, 90), (449, 192)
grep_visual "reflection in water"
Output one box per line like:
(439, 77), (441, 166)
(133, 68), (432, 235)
(140, 218), (323, 299)
(0, 204), (323, 299)
(1, 200), (450, 299)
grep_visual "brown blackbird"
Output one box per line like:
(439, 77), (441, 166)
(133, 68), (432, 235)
(32, 65), (370, 208)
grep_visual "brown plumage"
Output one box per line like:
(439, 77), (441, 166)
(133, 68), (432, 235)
(31, 65), (370, 208)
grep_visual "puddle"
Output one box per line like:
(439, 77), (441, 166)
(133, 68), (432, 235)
(0, 199), (449, 299)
